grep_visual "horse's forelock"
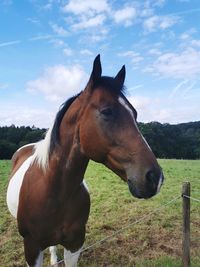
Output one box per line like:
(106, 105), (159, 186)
(93, 76), (126, 94)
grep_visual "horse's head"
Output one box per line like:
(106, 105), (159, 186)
(78, 55), (164, 199)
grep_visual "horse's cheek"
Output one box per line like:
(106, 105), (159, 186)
(79, 123), (107, 162)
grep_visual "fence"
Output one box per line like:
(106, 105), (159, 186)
(182, 182), (200, 267)
(50, 182), (199, 267)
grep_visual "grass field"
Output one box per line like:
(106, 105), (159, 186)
(0, 159), (200, 267)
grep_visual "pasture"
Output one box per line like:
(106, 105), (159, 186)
(0, 159), (200, 266)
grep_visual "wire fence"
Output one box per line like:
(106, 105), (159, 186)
(182, 183), (200, 267)
(50, 185), (199, 267)
(50, 195), (181, 266)
(182, 195), (200, 203)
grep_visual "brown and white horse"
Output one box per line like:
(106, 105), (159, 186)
(7, 55), (164, 267)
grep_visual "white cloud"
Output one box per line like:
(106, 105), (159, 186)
(128, 93), (200, 124)
(62, 0), (109, 34)
(128, 95), (165, 122)
(144, 48), (200, 79)
(118, 51), (144, 64)
(144, 0), (166, 8)
(27, 17), (40, 26)
(72, 14), (106, 30)
(140, 8), (154, 17)
(129, 95), (151, 110)
(128, 84), (143, 93)
(0, 40), (21, 47)
(152, 0), (166, 7)
(148, 48), (161, 55)
(143, 16), (158, 32)
(62, 0), (137, 30)
(43, 4), (52, 10)
(82, 28), (109, 42)
(143, 15), (179, 32)
(113, 6), (137, 26)
(27, 64), (88, 102)
(180, 33), (190, 40)
(63, 48), (73, 56)
(191, 39), (200, 47)
(29, 35), (52, 41)
(159, 17), (177, 29)
(0, 106), (54, 128)
(80, 49), (93, 56)
(50, 23), (68, 36)
(180, 28), (197, 40)
(50, 39), (65, 47)
(62, 0), (109, 16)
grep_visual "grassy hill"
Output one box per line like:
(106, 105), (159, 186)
(0, 159), (200, 266)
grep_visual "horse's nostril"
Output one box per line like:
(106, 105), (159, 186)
(146, 170), (159, 188)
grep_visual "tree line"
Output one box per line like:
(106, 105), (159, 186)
(0, 121), (200, 160)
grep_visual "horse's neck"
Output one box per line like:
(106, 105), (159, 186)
(62, 138), (89, 184)
(50, 124), (89, 193)
(47, 97), (89, 194)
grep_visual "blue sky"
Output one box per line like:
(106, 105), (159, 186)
(0, 0), (200, 127)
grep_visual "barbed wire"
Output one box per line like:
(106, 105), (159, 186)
(50, 195), (181, 266)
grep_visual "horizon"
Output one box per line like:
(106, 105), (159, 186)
(1, 0), (200, 128)
(1, 118), (199, 129)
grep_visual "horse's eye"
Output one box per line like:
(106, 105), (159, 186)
(100, 108), (113, 117)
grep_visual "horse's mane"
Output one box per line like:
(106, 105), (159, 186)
(50, 92), (81, 153)
(32, 93), (80, 171)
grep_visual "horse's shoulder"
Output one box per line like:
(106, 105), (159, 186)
(10, 143), (36, 178)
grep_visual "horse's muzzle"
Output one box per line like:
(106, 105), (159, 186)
(128, 170), (164, 199)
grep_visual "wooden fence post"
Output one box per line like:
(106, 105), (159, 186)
(182, 182), (190, 267)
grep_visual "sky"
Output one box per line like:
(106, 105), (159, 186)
(0, 0), (200, 128)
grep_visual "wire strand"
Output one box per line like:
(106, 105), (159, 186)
(182, 194), (200, 203)
(50, 195), (181, 266)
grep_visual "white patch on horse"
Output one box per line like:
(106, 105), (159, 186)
(7, 155), (34, 218)
(118, 97), (135, 122)
(16, 143), (35, 152)
(141, 134), (152, 152)
(31, 125), (53, 171)
(83, 180), (89, 192)
(119, 97), (153, 154)
(64, 248), (82, 267)
(49, 246), (58, 265)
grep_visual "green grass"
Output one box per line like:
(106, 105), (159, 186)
(0, 159), (200, 266)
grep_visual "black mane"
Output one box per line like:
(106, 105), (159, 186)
(50, 92), (81, 153)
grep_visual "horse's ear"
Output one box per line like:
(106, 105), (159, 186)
(115, 65), (126, 87)
(87, 54), (102, 89)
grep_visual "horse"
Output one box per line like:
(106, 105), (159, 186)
(7, 55), (164, 267)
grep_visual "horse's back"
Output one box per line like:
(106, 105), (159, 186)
(7, 143), (35, 218)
